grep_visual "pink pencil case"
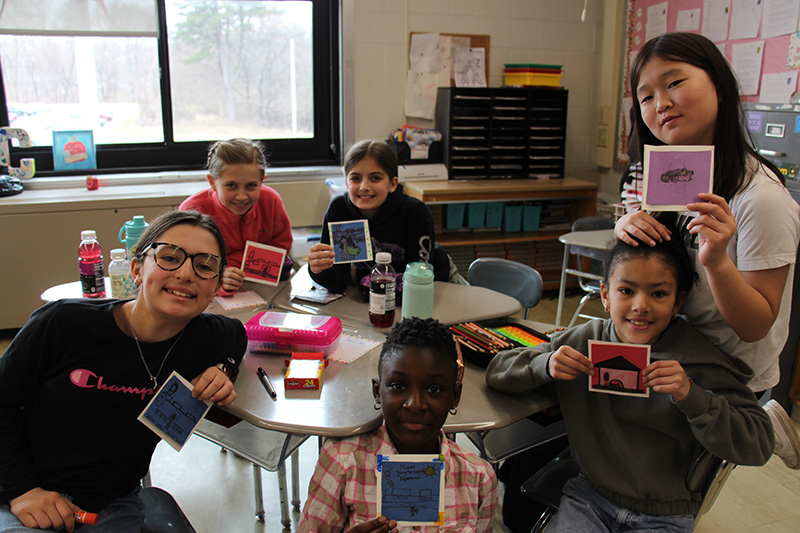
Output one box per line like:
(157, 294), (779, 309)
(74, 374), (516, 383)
(245, 311), (342, 356)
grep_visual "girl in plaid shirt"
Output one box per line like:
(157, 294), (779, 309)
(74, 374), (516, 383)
(299, 318), (497, 532)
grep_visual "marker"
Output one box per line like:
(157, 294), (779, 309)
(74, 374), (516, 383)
(257, 367), (277, 400)
(74, 511), (98, 525)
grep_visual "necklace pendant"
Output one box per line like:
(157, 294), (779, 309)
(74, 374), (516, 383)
(151, 376), (158, 389)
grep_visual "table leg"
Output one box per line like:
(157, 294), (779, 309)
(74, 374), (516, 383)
(252, 464), (265, 523)
(278, 464), (291, 529)
(555, 245), (569, 327)
(291, 450), (301, 510)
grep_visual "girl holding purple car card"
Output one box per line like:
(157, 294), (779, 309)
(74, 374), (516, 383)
(616, 32), (800, 468)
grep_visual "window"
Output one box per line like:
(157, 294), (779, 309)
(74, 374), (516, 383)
(0, 0), (340, 175)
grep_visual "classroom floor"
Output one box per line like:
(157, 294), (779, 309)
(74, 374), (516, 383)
(2, 291), (799, 532)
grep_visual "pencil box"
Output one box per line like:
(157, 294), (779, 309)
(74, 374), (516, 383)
(245, 311), (342, 355)
(450, 322), (550, 368)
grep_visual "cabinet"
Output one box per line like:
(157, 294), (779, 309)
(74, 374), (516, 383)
(404, 178), (598, 290)
(435, 87), (568, 180)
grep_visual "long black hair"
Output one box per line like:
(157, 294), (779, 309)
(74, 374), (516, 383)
(629, 32), (785, 202)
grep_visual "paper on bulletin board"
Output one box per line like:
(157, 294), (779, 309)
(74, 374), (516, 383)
(759, 71), (799, 103)
(728, 0), (762, 40)
(789, 33), (800, 70)
(409, 32), (440, 74)
(645, 2), (668, 43)
(701, 0), (731, 43)
(761, 0), (800, 39)
(731, 41), (765, 95)
(404, 71), (439, 120)
(675, 9), (700, 31)
(454, 48), (487, 88)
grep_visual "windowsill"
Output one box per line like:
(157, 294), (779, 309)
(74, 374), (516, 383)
(22, 165), (343, 190)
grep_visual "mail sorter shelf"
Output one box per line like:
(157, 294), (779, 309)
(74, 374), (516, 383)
(436, 87), (568, 180)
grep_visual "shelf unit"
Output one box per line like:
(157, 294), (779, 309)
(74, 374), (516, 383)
(404, 178), (598, 289)
(435, 86), (568, 180)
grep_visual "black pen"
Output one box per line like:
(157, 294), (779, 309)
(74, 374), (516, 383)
(257, 367), (278, 401)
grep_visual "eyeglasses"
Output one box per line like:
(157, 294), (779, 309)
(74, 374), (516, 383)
(145, 242), (223, 280)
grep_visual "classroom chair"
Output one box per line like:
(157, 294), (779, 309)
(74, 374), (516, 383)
(520, 447), (734, 532)
(140, 486), (197, 533)
(565, 216), (614, 328)
(194, 418), (309, 529)
(464, 258), (565, 470)
(467, 257), (544, 319)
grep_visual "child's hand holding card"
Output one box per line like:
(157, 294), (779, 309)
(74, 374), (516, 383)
(588, 340), (650, 397)
(328, 220), (372, 263)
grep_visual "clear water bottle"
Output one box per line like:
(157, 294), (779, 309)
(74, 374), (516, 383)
(108, 248), (136, 299)
(401, 262), (434, 320)
(369, 252), (396, 328)
(79, 230), (106, 298)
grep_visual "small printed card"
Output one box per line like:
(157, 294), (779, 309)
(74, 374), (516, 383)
(138, 371), (212, 451)
(588, 340), (651, 398)
(241, 241), (287, 286)
(376, 454), (445, 526)
(642, 145), (714, 211)
(328, 220), (373, 264)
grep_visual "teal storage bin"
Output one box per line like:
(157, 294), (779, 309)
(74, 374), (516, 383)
(523, 203), (542, 231)
(445, 203), (466, 229)
(467, 202), (486, 228)
(503, 202), (523, 232)
(485, 202), (504, 227)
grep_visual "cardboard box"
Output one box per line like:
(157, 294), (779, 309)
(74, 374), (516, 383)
(284, 352), (327, 390)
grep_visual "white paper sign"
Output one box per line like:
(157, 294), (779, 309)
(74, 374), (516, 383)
(731, 41), (765, 95)
(676, 9), (701, 32)
(759, 71), (799, 103)
(729, 0), (763, 40)
(762, 0), (800, 39)
(646, 2), (669, 42)
(702, 0), (732, 42)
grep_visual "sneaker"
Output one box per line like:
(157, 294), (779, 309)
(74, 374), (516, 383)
(764, 400), (800, 469)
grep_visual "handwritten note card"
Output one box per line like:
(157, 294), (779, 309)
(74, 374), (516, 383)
(376, 454), (445, 526)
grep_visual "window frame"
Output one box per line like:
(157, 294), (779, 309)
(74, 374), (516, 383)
(0, 0), (341, 177)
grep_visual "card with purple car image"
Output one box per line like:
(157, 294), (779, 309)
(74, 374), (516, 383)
(642, 145), (714, 211)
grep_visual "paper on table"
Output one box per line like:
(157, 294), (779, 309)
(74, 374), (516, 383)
(702, 0), (731, 43)
(731, 41), (765, 95)
(759, 71), (799, 104)
(675, 9), (700, 32)
(213, 290), (267, 310)
(728, 0), (762, 40)
(762, 0), (800, 39)
(327, 333), (383, 364)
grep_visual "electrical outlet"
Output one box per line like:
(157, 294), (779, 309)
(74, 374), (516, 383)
(597, 125), (608, 147)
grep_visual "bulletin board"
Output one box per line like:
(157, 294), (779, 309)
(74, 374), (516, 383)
(617, 0), (800, 164)
(410, 32), (490, 87)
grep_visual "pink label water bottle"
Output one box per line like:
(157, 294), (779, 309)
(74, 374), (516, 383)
(79, 230), (106, 298)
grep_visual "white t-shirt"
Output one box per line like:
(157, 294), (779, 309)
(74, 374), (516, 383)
(678, 158), (800, 392)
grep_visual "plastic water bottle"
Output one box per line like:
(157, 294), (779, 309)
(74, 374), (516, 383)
(118, 215), (149, 258)
(369, 252), (396, 328)
(79, 230), (106, 298)
(108, 248), (136, 299)
(401, 262), (434, 320)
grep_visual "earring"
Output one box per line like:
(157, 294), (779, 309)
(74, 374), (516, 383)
(373, 401), (381, 410)
(449, 407), (458, 415)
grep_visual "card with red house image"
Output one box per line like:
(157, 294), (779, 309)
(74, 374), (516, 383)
(588, 340), (650, 398)
(241, 241), (286, 286)
(52, 130), (97, 172)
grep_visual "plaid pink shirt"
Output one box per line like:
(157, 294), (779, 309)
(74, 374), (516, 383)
(298, 424), (497, 532)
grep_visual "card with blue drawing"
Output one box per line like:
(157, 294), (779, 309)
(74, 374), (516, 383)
(138, 371), (212, 451)
(328, 220), (372, 263)
(242, 240), (286, 286)
(642, 145), (714, 211)
(376, 454), (445, 526)
(588, 340), (650, 398)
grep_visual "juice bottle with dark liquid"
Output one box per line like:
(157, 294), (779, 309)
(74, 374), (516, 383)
(369, 252), (396, 328)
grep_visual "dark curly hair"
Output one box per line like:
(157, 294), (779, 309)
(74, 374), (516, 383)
(604, 225), (696, 295)
(378, 318), (459, 384)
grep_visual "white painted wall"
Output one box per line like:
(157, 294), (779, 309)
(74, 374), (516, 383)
(349, 0), (606, 179)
